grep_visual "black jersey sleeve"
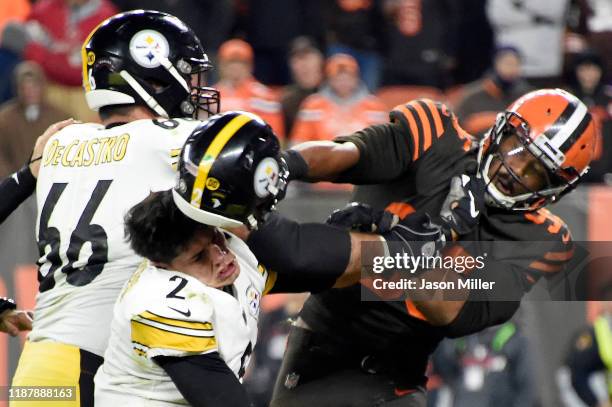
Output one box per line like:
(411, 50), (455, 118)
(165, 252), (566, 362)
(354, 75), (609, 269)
(333, 122), (413, 184)
(154, 353), (251, 407)
(247, 212), (351, 294)
(522, 209), (575, 278)
(334, 99), (474, 185)
(444, 258), (526, 338)
(0, 165), (36, 224)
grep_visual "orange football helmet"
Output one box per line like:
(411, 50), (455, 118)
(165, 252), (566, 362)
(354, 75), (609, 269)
(478, 89), (596, 211)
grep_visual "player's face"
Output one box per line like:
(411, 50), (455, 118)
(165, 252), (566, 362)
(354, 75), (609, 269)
(487, 133), (551, 196)
(168, 228), (240, 288)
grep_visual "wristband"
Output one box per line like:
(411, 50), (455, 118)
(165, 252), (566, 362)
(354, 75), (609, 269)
(281, 150), (309, 181)
(0, 297), (16, 314)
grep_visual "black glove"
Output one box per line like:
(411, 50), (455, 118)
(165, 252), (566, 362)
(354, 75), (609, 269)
(326, 202), (398, 233)
(381, 212), (446, 258)
(0, 297), (16, 315)
(439, 173), (486, 237)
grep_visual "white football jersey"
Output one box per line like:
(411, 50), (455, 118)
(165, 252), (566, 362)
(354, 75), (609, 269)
(94, 233), (268, 406)
(30, 118), (201, 356)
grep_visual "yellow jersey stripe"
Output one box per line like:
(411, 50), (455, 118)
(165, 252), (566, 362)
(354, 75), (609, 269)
(131, 320), (217, 353)
(263, 270), (278, 295)
(138, 310), (213, 331)
(190, 114), (252, 206)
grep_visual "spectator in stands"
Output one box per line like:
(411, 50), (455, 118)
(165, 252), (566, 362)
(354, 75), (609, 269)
(570, 0), (612, 83)
(566, 50), (612, 183)
(566, 297), (612, 407)
(452, 0), (494, 85)
(233, 0), (325, 86)
(6, 0), (116, 122)
(0, 61), (68, 177)
(486, 0), (569, 87)
(380, 0), (459, 89)
(433, 321), (537, 407)
(215, 38), (285, 138)
(0, 24), (25, 105)
(0, 0), (35, 104)
(290, 53), (386, 143)
(325, 0), (384, 91)
(455, 46), (532, 138)
(280, 37), (324, 141)
(0, 0), (30, 37)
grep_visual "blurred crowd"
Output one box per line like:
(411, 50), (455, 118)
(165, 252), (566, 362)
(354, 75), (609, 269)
(0, 1), (611, 406)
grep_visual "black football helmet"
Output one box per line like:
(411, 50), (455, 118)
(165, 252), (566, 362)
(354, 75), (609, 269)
(172, 111), (286, 228)
(82, 10), (220, 119)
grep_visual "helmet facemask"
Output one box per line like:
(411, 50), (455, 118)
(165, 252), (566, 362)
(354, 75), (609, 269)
(178, 56), (220, 120)
(134, 53), (220, 120)
(479, 112), (576, 211)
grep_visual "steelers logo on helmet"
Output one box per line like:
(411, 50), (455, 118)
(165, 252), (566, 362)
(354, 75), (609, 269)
(129, 29), (170, 69)
(253, 157), (280, 198)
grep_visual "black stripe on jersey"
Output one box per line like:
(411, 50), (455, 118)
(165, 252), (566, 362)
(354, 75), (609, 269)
(405, 103), (425, 159)
(559, 112), (591, 153)
(418, 100), (437, 141)
(543, 101), (577, 140)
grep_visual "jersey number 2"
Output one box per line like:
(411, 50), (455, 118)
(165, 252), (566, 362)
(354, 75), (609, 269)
(37, 180), (112, 292)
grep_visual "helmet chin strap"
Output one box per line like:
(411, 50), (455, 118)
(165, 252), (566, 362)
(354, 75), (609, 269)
(153, 52), (190, 93)
(119, 70), (169, 118)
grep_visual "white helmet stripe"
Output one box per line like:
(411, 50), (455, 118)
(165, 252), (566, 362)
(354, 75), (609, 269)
(548, 101), (588, 150)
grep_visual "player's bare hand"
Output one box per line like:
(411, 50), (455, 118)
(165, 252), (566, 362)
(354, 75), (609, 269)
(0, 310), (33, 337)
(29, 118), (77, 177)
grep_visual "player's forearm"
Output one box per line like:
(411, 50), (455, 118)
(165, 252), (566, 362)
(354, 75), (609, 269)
(289, 141), (359, 181)
(0, 165), (36, 224)
(247, 213), (353, 291)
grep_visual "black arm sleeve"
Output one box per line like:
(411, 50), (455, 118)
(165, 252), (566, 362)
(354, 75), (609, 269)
(154, 352), (250, 407)
(0, 165), (36, 225)
(444, 258), (528, 338)
(333, 122), (413, 184)
(567, 328), (605, 407)
(247, 212), (351, 293)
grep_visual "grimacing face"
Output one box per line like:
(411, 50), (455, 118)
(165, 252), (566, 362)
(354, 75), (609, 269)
(160, 228), (240, 288)
(487, 133), (552, 197)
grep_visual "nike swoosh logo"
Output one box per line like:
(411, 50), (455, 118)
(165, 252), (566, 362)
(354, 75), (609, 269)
(468, 190), (479, 218)
(168, 306), (191, 317)
(562, 232), (570, 243)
